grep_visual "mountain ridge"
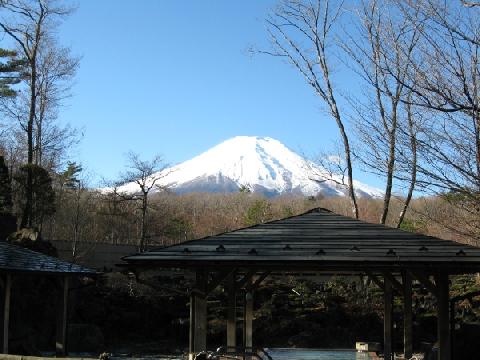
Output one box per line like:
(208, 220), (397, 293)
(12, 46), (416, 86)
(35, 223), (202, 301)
(117, 136), (382, 198)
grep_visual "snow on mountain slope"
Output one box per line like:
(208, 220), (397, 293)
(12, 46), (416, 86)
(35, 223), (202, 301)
(117, 136), (383, 198)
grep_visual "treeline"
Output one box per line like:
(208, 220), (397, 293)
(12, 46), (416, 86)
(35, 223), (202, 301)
(41, 187), (480, 254)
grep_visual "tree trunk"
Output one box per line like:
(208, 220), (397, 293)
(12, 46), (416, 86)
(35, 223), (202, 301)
(21, 62), (37, 228)
(342, 127), (359, 219)
(396, 106), (417, 228)
(139, 193), (147, 252)
(328, 92), (358, 219)
(380, 127), (397, 224)
(332, 103), (358, 219)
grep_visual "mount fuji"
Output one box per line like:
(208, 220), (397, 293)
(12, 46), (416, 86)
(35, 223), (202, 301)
(117, 136), (382, 198)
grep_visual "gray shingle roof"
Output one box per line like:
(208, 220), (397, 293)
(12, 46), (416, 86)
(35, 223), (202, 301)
(123, 208), (480, 273)
(0, 241), (96, 274)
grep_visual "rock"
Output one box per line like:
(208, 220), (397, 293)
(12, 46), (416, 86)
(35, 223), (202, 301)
(68, 323), (105, 353)
(7, 228), (58, 256)
(8, 228), (40, 242)
(194, 352), (208, 360)
(99, 352), (111, 360)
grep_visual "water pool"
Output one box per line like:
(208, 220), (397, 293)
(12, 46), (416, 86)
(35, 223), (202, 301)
(109, 349), (373, 360)
(266, 349), (372, 360)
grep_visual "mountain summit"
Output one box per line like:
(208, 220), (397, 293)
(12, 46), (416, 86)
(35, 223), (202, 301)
(118, 136), (382, 198)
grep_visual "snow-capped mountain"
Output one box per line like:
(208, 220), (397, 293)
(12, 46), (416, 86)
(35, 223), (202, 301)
(117, 136), (382, 198)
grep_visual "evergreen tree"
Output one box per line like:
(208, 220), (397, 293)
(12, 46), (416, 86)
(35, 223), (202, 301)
(0, 155), (12, 215)
(239, 184), (251, 193)
(14, 164), (55, 230)
(0, 48), (26, 98)
(245, 199), (271, 226)
(60, 161), (83, 190)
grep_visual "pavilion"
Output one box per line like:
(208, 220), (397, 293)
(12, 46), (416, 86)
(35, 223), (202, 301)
(0, 241), (96, 356)
(123, 208), (480, 360)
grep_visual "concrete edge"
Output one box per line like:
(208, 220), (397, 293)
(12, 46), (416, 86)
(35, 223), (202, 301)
(0, 355), (97, 360)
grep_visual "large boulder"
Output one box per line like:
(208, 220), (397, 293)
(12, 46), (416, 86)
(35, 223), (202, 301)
(8, 228), (58, 256)
(8, 227), (40, 242)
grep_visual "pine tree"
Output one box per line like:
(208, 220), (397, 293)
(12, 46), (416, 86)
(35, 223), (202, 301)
(0, 48), (26, 97)
(0, 155), (12, 215)
(62, 162), (83, 190)
(0, 48), (25, 216)
(14, 164), (55, 230)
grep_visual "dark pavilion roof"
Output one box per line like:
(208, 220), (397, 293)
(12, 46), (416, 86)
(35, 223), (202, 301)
(0, 241), (96, 274)
(123, 208), (480, 273)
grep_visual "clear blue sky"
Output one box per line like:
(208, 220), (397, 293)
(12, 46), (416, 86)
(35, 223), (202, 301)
(58, 0), (382, 188)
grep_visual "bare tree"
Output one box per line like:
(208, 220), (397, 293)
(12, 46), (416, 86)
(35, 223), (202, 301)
(342, 0), (420, 224)
(305, 142), (351, 196)
(260, 0), (359, 218)
(385, 0), (480, 239)
(33, 39), (79, 168)
(393, 99), (420, 228)
(120, 152), (169, 251)
(0, 0), (75, 227)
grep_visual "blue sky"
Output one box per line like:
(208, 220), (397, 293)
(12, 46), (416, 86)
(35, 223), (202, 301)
(57, 0), (381, 188)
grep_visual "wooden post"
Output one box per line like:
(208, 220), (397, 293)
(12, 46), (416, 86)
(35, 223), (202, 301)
(0, 277), (3, 354)
(2, 274), (12, 354)
(188, 291), (196, 360)
(56, 275), (69, 356)
(449, 300), (455, 360)
(384, 276), (393, 360)
(226, 272), (236, 353)
(402, 272), (413, 359)
(189, 270), (207, 360)
(243, 279), (253, 355)
(436, 273), (451, 360)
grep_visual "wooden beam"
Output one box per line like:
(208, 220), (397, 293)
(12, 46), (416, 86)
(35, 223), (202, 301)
(236, 270), (256, 290)
(206, 269), (235, 295)
(384, 276), (393, 360)
(226, 272), (236, 354)
(402, 272), (413, 359)
(409, 270), (438, 298)
(56, 275), (69, 356)
(366, 272), (384, 291)
(247, 272), (270, 291)
(189, 270), (207, 359)
(243, 279), (253, 354)
(383, 272), (403, 293)
(436, 273), (451, 360)
(2, 274), (12, 354)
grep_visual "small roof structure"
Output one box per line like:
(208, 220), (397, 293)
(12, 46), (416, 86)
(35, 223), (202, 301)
(124, 208), (480, 274)
(0, 241), (95, 356)
(0, 241), (95, 275)
(123, 208), (480, 360)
